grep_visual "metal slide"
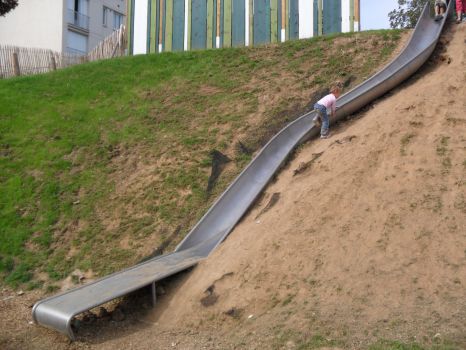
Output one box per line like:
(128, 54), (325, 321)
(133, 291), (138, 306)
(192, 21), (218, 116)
(32, 2), (453, 340)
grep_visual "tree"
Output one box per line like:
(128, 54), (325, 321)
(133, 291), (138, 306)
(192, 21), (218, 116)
(0, 0), (19, 17)
(388, 0), (433, 28)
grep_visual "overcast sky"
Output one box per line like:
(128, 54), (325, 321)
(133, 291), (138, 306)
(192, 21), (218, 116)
(361, 0), (399, 30)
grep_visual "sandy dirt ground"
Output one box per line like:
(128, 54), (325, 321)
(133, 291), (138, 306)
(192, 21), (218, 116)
(1, 22), (465, 350)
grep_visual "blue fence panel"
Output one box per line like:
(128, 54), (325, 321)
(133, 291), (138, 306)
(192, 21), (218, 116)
(192, 0), (208, 49)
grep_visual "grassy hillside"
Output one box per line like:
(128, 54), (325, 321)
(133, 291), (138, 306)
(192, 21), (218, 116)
(0, 30), (403, 290)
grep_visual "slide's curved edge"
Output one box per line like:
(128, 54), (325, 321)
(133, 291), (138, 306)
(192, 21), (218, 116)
(32, 2), (453, 340)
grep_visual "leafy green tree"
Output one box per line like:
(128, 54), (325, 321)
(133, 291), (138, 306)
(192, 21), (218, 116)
(0, 0), (18, 17)
(389, 0), (434, 28)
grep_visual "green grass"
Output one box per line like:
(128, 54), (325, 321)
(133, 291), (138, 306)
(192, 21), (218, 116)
(368, 339), (460, 350)
(0, 30), (403, 288)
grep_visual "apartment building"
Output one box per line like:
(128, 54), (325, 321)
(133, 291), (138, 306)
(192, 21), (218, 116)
(0, 0), (126, 54)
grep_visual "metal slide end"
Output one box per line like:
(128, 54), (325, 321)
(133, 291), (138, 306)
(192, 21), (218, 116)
(32, 300), (76, 340)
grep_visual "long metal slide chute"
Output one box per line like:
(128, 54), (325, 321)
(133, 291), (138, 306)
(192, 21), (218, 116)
(32, 2), (453, 340)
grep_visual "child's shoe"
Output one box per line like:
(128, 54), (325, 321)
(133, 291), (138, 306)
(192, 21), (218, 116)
(434, 14), (443, 21)
(320, 131), (330, 139)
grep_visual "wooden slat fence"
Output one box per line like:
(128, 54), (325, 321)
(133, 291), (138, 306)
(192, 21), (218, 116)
(88, 25), (127, 62)
(0, 25), (127, 79)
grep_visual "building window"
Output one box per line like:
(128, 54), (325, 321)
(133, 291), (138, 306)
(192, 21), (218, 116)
(67, 30), (88, 54)
(103, 6), (110, 27)
(68, 0), (88, 15)
(113, 11), (124, 30)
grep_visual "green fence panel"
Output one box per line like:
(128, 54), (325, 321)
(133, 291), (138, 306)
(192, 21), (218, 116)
(165, 0), (173, 51)
(270, 0), (278, 43)
(207, 0), (214, 48)
(323, 0), (341, 34)
(289, 0), (298, 39)
(150, 0), (158, 53)
(232, 0), (245, 46)
(224, 0), (232, 47)
(253, 0), (270, 45)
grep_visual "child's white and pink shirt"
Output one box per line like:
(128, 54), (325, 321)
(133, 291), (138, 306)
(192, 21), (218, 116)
(317, 93), (337, 115)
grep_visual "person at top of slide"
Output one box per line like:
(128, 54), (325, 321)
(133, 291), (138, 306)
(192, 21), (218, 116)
(456, 0), (466, 23)
(434, 0), (447, 21)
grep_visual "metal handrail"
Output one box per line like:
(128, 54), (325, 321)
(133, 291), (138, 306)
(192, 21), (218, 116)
(67, 9), (89, 30)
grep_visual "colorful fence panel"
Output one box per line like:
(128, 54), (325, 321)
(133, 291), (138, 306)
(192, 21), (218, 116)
(323, 0), (341, 35)
(131, 0), (359, 54)
(173, 0), (185, 51)
(254, 0), (271, 45)
(224, 0), (232, 47)
(231, 0), (245, 47)
(192, 0), (207, 49)
(289, 0), (299, 39)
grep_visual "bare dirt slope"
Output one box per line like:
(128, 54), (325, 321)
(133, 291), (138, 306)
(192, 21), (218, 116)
(2, 24), (465, 350)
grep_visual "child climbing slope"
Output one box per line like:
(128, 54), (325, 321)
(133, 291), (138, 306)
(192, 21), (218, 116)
(313, 82), (342, 139)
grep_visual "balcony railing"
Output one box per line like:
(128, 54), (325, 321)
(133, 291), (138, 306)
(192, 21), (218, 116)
(67, 9), (89, 30)
(65, 47), (87, 56)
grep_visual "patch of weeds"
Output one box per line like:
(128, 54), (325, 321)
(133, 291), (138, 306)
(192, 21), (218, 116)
(454, 194), (466, 214)
(384, 213), (404, 230)
(380, 45), (394, 57)
(26, 280), (44, 290)
(312, 75), (327, 86)
(369, 340), (424, 350)
(269, 294), (280, 308)
(281, 293), (295, 306)
(436, 136), (449, 156)
(46, 284), (60, 293)
(390, 30), (402, 41)
(296, 334), (342, 349)
(235, 152), (252, 168)
(4, 262), (33, 287)
(71, 274), (80, 284)
(421, 193), (443, 213)
(368, 339), (458, 350)
(308, 279), (319, 287)
(400, 133), (416, 156)
(442, 157), (452, 172)
(409, 120), (424, 128)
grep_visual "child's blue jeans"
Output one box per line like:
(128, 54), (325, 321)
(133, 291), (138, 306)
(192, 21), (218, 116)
(314, 103), (329, 135)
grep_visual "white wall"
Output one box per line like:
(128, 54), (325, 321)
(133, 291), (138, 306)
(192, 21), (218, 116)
(133, 0), (148, 54)
(0, 0), (65, 51)
(341, 0), (350, 32)
(299, 0), (313, 39)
